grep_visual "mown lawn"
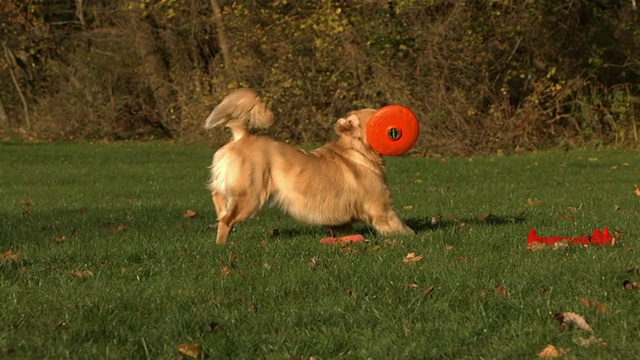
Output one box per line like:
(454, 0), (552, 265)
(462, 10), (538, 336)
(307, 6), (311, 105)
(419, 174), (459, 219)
(1, 142), (639, 359)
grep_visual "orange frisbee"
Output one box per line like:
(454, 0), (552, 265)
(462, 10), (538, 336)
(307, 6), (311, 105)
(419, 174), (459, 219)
(366, 105), (419, 156)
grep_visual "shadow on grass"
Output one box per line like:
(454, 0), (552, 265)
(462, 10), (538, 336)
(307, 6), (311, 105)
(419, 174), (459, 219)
(406, 213), (527, 233)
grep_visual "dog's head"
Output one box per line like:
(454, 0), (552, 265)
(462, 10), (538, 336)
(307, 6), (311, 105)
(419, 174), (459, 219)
(335, 109), (377, 150)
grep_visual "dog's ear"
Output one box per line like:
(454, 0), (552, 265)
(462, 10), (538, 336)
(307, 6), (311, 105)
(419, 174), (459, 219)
(335, 114), (361, 136)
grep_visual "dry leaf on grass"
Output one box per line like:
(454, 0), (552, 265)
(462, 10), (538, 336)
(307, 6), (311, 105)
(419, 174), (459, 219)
(538, 344), (566, 358)
(527, 198), (542, 206)
(403, 252), (424, 263)
(309, 256), (320, 271)
(423, 285), (436, 296)
(1, 249), (19, 261)
(623, 280), (640, 289)
(266, 228), (280, 237)
(495, 285), (508, 296)
(72, 269), (94, 278)
(580, 298), (608, 313)
(634, 184), (640, 197)
(207, 321), (221, 333)
(478, 213), (492, 222)
(573, 335), (607, 347)
(554, 312), (593, 332)
(114, 223), (127, 233)
(178, 343), (202, 359)
(218, 266), (231, 277)
(54, 236), (67, 244)
(183, 209), (197, 218)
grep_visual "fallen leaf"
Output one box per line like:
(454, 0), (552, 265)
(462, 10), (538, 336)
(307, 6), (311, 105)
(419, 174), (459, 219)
(444, 244), (454, 250)
(635, 184), (640, 197)
(402, 205), (414, 210)
(72, 269), (94, 278)
(341, 246), (355, 254)
(478, 213), (492, 222)
(177, 343), (201, 359)
(527, 198), (542, 206)
(309, 256), (320, 271)
(573, 335), (607, 347)
(20, 199), (32, 206)
(207, 321), (221, 332)
(403, 252), (424, 263)
(250, 302), (258, 313)
(580, 298), (608, 313)
(626, 267), (640, 274)
(554, 312), (593, 332)
(266, 228), (280, 237)
(423, 285), (436, 296)
(54, 236), (67, 244)
(183, 209), (198, 218)
(403, 283), (418, 289)
(114, 223), (127, 233)
(1, 249), (19, 261)
(495, 285), (508, 296)
(218, 266), (231, 277)
(623, 280), (640, 289)
(537, 344), (566, 358)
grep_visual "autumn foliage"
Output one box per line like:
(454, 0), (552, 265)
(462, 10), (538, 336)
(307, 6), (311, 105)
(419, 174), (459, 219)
(1, 0), (639, 154)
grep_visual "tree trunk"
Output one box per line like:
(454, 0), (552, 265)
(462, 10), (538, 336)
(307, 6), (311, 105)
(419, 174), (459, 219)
(0, 93), (8, 126)
(210, 0), (231, 70)
(131, 14), (175, 137)
(75, 0), (86, 28)
(2, 42), (30, 129)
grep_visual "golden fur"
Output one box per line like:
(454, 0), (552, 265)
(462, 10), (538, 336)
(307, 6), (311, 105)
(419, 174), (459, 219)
(205, 88), (414, 244)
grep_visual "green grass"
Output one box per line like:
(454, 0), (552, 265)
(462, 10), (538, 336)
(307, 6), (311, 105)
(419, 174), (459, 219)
(1, 142), (640, 359)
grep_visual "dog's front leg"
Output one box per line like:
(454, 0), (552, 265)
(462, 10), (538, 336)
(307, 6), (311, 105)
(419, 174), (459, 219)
(370, 210), (415, 235)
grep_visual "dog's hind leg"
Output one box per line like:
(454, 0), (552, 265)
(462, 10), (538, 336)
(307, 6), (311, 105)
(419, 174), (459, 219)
(215, 194), (262, 244)
(212, 192), (227, 219)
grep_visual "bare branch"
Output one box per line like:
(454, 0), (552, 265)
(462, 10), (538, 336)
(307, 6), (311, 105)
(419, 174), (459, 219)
(2, 42), (30, 130)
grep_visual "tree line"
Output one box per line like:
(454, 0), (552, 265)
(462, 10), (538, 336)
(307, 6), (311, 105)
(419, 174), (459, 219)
(1, 0), (639, 154)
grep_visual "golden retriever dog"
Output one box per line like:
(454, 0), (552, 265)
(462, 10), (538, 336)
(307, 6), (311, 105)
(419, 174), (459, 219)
(205, 88), (414, 244)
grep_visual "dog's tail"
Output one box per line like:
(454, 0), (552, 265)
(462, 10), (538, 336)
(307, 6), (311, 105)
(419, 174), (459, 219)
(204, 88), (274, 140)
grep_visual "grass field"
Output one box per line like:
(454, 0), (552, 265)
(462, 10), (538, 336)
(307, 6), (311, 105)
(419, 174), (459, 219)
(1, 142), (639, 359)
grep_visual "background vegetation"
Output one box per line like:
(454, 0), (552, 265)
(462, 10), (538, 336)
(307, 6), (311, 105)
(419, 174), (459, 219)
(1, 0), (639, 154)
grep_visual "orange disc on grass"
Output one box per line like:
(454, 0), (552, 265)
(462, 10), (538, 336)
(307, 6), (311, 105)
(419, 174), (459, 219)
(366, 105), (419, 156)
